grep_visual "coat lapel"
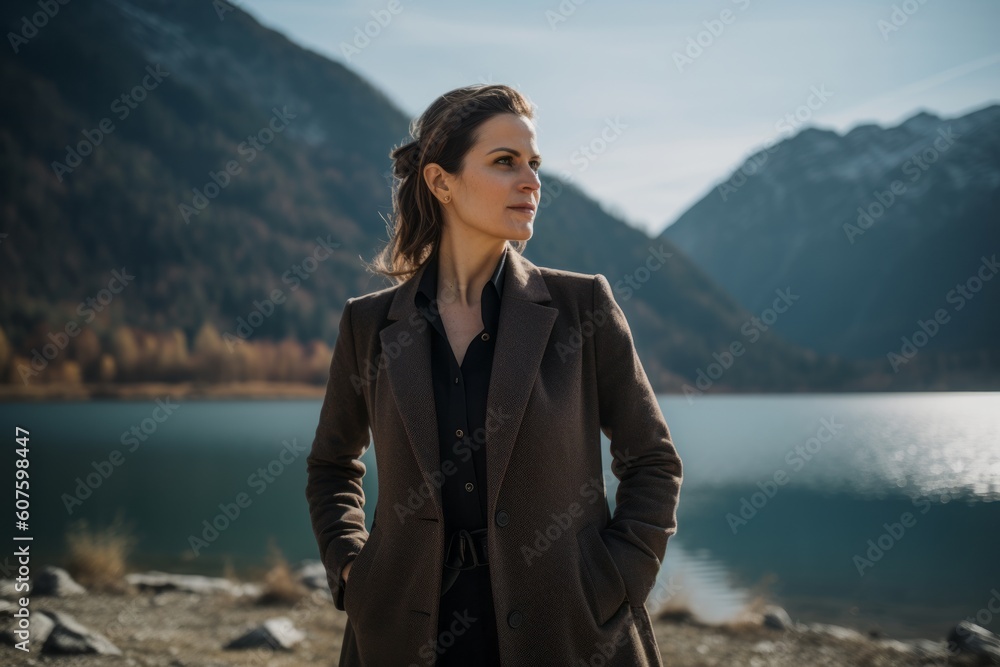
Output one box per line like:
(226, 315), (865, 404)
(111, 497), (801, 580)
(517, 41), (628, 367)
(379, 247), (560, 521)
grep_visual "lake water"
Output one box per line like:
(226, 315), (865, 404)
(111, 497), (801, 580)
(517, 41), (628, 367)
(2, 392), (998, 641)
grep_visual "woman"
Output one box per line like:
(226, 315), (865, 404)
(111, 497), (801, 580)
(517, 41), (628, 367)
(305, 84), (683, 666)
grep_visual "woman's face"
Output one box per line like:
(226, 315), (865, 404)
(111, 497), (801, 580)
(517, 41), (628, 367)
(429, 112), (542, 243)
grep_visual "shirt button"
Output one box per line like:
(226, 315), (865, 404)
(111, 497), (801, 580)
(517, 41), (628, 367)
(507, 610), (522, 628)
(455, 429), (464, 438)
(465, 482), (474, 492)
(495, 510), (509, 527)
(481, 332), (490, 341)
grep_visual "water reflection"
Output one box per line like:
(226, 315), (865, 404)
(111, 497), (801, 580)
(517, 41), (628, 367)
(3, 392), (997, 641)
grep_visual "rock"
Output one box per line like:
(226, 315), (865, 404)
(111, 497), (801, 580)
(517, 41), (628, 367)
(0, 579), (22, 599)
(125, 571), (260, 597)
(34, 610), (57, 645)
(873, 638), (917, 654)
(31, 566), (86, 596)
(802, 622), (867, 642)
(947, 621), (1000, 663)
(295, 559), (329, 590)
(657, 607), (698, 624)
(761, 605), (793, 631)
(904, 638), (950, 659)
(1, 606), (55, 647)
(224, 616), (304, 651)
(751, 639), (782, 653)
(39, 609), (121, 655)
(0, 599), (19, 617)
(235, 582), (263, 597)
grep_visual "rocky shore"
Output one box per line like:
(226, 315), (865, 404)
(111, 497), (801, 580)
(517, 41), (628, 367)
(2, 565), (997, 666)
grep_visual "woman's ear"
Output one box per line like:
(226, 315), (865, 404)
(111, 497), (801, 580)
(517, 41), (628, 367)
(422, 162), (452, 204)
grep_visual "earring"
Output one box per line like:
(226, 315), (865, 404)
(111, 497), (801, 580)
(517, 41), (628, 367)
(443, 196), (451, 203)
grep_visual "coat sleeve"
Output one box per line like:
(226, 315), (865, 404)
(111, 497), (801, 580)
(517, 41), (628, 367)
(592, 274), (683, 607)
(305, 296), (371, 611)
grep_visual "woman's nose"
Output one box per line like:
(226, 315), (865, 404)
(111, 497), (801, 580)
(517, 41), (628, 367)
(521, 167), (541, 190)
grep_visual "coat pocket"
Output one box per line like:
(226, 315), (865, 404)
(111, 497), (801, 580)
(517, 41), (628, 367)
(576, 522), (628, 626)
(343, 522), (384, 622)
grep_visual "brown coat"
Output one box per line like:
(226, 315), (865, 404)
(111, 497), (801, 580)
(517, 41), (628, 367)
(306, 247), (683, 666)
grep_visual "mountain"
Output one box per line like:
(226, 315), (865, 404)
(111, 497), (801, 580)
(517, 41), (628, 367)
(1, 0), (872, 393)
(661, 105), (1000, 376)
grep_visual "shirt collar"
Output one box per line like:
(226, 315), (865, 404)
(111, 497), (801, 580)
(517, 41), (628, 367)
(416, 243), (508, 307)
(414, 244), (510, 328)
(491, 243), (508, 298)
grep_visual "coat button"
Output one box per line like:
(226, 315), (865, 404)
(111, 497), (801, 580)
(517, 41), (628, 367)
(455, 428), (463, 438)
(465, 482), (474, 492)
(481, 332), (490, 341)
(495, 510), (509, 527)
(507, 610), (522, 628)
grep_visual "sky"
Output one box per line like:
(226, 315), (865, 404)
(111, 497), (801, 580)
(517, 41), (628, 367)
(229, 0), (1000, 237)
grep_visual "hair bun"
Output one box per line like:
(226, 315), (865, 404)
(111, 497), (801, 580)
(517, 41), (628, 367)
(392, 140), (420, 179)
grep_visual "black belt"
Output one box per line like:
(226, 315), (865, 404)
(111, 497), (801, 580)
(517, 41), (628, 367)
(441, 527), (489, 595)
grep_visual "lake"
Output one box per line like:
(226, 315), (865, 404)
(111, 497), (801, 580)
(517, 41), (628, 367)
(2, 392), (998, 641)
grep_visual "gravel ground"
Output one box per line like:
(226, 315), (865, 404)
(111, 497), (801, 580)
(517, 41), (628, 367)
(0, 587), (982, 667)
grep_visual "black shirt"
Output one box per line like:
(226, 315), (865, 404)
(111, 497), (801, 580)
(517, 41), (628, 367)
(414, 244), (507, 666)
(417, 245), (506, 530)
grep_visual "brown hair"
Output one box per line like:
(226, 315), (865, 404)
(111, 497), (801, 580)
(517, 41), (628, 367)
(365, 84), (536, 284)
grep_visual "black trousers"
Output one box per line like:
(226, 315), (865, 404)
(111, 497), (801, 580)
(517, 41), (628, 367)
(434, 563), (501, 666)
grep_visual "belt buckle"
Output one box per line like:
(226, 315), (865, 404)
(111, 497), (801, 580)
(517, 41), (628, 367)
(443, 528), (488, 571)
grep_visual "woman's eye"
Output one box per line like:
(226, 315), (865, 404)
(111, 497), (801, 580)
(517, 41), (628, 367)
(497, 156), (541, 172)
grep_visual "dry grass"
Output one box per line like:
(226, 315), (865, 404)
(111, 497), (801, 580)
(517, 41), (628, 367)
(718, 590), (779, 632)
(255, 540), (309, 606)
(63, 512), (136, 593)
(221, 554), (242, 586)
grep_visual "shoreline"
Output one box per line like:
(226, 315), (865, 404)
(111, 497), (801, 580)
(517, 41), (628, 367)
(2, 564), (986, 666)
(11, 551), (964, 646)
(2, 381), (996, 402)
